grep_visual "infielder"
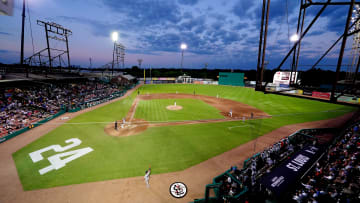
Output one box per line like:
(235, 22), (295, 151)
(229, 109), (233, 117)
(144, 166), (151, 188)
(121, 117), (125, 129)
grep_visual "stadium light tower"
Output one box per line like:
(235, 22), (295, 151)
(180, 43), (187, 72)
(111, 32), (118, 76)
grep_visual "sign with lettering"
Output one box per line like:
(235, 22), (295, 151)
(260, 146), (323, 196)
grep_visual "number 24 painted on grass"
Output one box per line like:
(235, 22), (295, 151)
(29, 138), (93, 175)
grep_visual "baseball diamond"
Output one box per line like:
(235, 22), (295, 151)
(0, 83), (356, 203)
(9, 84), (355, 192)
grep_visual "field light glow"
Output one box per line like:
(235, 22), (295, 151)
(112, 32), (118, 42)
(180, 43), (187, 50)
(290, 34), (299, 42)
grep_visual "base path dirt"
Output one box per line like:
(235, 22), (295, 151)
(0, 84), (356, 203)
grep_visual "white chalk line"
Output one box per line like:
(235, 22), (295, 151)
(228, 125), (250, 130)
(31, 108), (350, 126)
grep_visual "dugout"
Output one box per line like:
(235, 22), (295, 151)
(218, 72), (244, 86)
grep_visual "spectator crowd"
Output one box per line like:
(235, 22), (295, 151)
(291, 122), (360, 203)
(211, 119), (360, 203)
(215, 133), (317, 202)
(0, 80), (124, 137)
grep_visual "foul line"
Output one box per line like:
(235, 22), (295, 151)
(228, 125), (250, 130)
(30, 108), (350, 126)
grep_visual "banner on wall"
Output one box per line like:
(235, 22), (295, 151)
(312, 91), (331, 99)
(273, 71), (298, 87)
(261, 146), (323, 196)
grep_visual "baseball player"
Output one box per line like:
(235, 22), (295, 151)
(121, 118), (125, 129)
(114, 120), (118, 130)
(144, 166), (151, 188)
(229, 109), (233, 118)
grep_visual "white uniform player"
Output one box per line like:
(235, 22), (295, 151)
(121, 118), (125, 128)
(144, 167), (151, 188)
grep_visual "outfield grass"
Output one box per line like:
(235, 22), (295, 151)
(134, 98), (224, 121)
(13, 84), (357, 190)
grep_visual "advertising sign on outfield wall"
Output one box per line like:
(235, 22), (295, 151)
(338, 96), (359, 104)
(303, 90), (312, 96)
(273, 71), (298, 87)
(312, 91), (331, 99)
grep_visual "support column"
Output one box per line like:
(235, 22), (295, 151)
(331, 0), (355, 102)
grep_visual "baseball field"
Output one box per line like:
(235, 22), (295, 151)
(12, 84), (356, 191)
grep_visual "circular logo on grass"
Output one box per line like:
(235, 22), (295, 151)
(169, 182), (187, 198)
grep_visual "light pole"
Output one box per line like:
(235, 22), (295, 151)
(111, 32), (118, 77)
(20, 0), (27, 77)
(138, 59), (144, 83)
(180, 43), (187, 72)
(289, 33), (299, 85)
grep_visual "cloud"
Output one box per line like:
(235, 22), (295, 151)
(57, 16), (125, 38)
(0, 32), (12, 36)
(101, 0), (181, 26)
(177, 0), (199, 6)
(233, 22), (249, 30)
(232, 0), (256, 18)
(179, 15), (206, 31)
(0, 49), (10, 53)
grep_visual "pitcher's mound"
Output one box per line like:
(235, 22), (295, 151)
(166, 105), (183, 110)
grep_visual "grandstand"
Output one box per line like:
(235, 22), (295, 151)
(0, 73), (137, 143)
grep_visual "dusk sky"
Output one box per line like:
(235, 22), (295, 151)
(0, 0), (355, 70)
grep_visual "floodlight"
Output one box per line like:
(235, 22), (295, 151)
(290, 34), (299, 42)
(180, 43), (187, 50)
(112, 32), (118, 42)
